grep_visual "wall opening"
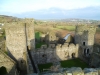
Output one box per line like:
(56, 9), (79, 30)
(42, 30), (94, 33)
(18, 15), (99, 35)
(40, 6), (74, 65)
(84, 48), (89, 56)
(42, 54), (46, 57)
(84, 48), (86, 55)
(87, 49), (89, 54)
(83, 42), (85, 46)
(0, 66), (7, 74)
(72, 53), (75, 58)
(21, 60), (24, 64)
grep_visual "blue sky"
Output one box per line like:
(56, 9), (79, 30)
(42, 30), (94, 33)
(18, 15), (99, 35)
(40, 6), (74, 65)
(0, 0), (100, 19)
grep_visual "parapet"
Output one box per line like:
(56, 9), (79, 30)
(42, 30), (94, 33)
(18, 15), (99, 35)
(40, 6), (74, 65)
(56, 43), (78, 50)
(42, 67), (100, 75)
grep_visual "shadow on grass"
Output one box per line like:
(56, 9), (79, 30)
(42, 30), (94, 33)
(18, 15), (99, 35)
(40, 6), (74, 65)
(60, 58), (89, 69)
(38, 58), (89, 72)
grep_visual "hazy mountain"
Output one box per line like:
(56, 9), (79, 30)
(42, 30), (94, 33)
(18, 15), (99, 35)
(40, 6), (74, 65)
(12, 6), (100, 20)
(0, 15), (21, 23)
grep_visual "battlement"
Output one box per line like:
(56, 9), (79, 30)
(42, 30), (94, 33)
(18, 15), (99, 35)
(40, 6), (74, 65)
(56, 43), (79, 50)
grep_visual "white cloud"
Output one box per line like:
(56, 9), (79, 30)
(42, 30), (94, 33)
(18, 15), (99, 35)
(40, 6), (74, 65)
(0, 0), (100, 14)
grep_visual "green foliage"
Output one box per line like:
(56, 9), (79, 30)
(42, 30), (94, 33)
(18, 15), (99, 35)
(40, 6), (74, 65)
(38, 58), (88, 72)
(60, 58), (88, 69)
(35, 32), (40, 39)
(38, 63), (53, 72)
(34, 21), (37, 25)
(36, 42), (46, 49)
(56, 25), (75, 31)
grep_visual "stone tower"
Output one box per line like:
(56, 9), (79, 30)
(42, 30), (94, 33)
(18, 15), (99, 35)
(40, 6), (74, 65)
(5, 19), (35, 74)
(75, 25), (96, 60)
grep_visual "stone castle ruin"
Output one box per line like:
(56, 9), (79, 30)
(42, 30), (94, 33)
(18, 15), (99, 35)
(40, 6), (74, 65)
(4, 19), (36, 75)
(1, 19), (100, 75)
(34, 43), (79, 64)
(75, 25), (96, 62)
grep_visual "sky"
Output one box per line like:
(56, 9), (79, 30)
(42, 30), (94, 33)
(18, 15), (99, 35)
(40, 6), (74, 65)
(0, 0), (100, 20)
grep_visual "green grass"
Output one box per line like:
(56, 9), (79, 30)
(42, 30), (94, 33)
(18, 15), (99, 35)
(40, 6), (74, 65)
(35, 32), (41, 39)
(60, 58), (88, 69)
(35, 42), (46, 48)
(38, 63), (53, 72)
(56, 25), (75, 31)
(38, 58), (88, 72)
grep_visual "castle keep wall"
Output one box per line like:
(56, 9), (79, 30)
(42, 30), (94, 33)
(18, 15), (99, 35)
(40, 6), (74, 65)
(5, 23), (27, 61)
(75, 25), (96, 62)
(33, 43), (79, 64)
(5, 19), (35, 73)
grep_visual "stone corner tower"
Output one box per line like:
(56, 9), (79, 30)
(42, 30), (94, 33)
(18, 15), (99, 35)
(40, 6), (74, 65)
(74, 25), (96, 60)
(5, 19), (35, 74)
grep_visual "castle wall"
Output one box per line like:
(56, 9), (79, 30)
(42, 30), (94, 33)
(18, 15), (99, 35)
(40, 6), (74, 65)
(75, 25), (96, 62)
(0, 51), (16, 75)
(5, 20), (35, 73)
(33, 43), (79, 64)
(5, 23), (27, 61)
(42, 67), (100, 75)
(90, 44), (100, 67)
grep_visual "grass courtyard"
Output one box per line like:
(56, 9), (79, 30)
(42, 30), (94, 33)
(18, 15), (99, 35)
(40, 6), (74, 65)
(38, 58), (88, 72)
(35, 32), (46, 49)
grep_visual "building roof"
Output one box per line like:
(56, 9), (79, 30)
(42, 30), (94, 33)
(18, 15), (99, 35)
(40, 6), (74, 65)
(63, 34), (70, 40)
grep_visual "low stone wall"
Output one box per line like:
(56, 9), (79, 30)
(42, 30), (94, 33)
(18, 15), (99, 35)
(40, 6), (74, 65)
(41, 67), (100, 75)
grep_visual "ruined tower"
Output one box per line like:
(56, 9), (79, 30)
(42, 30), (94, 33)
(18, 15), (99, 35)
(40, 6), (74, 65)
(75, 25), (96, 60)
(5, 19), (35, 74)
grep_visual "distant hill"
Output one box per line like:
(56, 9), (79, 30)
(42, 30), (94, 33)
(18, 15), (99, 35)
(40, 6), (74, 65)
(0, 15), (22, 23)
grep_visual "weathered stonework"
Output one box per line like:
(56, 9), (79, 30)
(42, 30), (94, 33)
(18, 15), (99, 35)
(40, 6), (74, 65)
(0, 50), (16, 75)
(40, 67), (100, 75)
(45, 32), (58, 44)
(5, 19), (35, 74)
(33, 43), (79, 64)
(75, 25), (96, 62)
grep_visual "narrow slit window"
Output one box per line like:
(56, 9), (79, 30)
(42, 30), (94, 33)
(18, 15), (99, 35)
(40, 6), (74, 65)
(83, 42), (85, 46)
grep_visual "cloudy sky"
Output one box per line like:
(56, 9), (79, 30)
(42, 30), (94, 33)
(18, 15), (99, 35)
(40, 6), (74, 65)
(0, 0), (100, 19)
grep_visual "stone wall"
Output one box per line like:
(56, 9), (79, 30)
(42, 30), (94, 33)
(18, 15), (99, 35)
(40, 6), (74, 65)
(41, 67), (100, 75)
(75, 25), (96, 62)
(33, 43), (79, 64)
(45, 32), (58, 44)
(0, 50), (16, 75)
(5, 19), (35, 73)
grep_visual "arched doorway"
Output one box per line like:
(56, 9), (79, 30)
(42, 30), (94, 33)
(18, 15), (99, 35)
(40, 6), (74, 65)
(84, 48), (89, 56)
(72, 53), (75, 58)
(0, 66), (7, 74)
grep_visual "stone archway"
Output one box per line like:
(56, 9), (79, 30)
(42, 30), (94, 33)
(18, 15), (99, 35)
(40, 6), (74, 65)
(0, 66), (7, 74)
(72, 53), (75, 58)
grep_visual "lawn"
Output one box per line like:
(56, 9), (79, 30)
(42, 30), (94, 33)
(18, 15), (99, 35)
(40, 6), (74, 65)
(60, 58), (88, 69)
(38, 58), (88, 72)
(35, 32), (41, 39)
(56, 25), (75, 31)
